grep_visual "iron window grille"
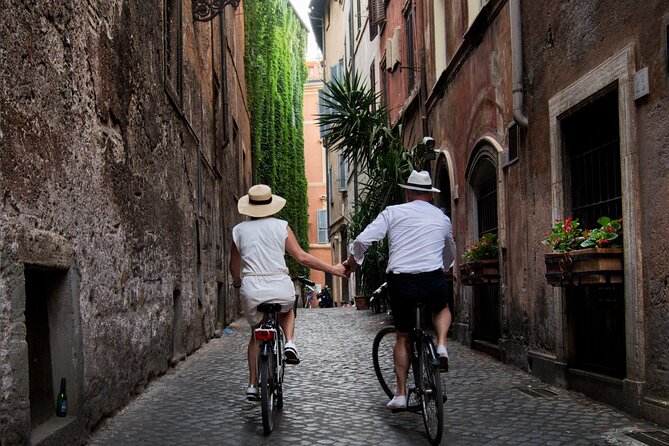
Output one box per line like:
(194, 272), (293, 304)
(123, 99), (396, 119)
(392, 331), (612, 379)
(562, 87), (622, 228)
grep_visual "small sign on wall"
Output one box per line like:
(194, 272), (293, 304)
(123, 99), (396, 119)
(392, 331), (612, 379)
(633, 67), (649, 100)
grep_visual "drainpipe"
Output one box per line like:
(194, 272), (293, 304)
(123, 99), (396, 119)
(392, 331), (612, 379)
(510, 0), (528, 128)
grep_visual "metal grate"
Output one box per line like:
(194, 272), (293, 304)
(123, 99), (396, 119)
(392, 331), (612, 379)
(625, 431), (669, 446)
(563, 88), (621, 228)
(477, 177), (497, 238)
(515, 387), (558, 398)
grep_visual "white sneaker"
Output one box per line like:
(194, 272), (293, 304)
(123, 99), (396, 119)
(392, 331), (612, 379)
(284, 341), (300, 364)
(246, 385), (259, 401)
(387, 395), (407, 411)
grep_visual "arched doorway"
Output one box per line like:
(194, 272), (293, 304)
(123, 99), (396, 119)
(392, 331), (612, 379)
(466, 146), (501, 353)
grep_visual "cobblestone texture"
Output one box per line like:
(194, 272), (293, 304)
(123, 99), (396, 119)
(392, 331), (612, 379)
(88, 308), (661, 445)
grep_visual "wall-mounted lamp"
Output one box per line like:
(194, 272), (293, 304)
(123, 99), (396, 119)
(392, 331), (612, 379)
(193, 0), (240, 22)
(422, 136), (435, 149)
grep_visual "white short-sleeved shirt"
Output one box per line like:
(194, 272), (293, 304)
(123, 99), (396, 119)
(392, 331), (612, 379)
(349, 200), (456, 274)
(232, 218), (295, 325)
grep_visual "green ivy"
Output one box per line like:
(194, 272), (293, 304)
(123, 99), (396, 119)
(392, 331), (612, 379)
(244, 0), (309, 277)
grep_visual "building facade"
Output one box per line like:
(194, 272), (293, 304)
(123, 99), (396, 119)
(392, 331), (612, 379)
(311, 0), (351, 306)
(303, 60), (331, 289)
(0, 1), (251, 444)
(313, 0), (669, 426)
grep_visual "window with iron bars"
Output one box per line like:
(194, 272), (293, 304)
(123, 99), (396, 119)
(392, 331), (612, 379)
(562, 87), (622, 228)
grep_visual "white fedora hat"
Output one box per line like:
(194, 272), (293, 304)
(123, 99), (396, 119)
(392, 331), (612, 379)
(399, 170), (440, 193)
(237, 184), (286, 218)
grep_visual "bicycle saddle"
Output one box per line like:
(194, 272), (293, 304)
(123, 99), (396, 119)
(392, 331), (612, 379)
(257, 303), (283, 313)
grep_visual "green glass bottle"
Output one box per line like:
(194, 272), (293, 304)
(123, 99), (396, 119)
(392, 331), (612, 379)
(56, 378), (67, 417)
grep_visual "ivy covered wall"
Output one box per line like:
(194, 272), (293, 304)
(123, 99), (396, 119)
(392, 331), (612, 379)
(244, 0), (309, 275)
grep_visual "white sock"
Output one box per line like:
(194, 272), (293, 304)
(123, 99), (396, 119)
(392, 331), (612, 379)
(437, 345), (448, 357)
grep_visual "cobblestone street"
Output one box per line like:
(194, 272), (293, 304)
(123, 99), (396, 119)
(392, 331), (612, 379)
(88, 308), (661, 445)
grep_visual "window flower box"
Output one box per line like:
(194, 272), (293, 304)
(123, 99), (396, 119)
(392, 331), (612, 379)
(459, 259), (500, 285)
(544, 247), (623, 286)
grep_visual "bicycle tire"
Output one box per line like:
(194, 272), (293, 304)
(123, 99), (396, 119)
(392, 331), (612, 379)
(372, 326), (420, 410)
(276, 328), (285, 410)
(372, 326), (396, 399)
(419, 337), (443, 445)
(260, 353), (274, 435)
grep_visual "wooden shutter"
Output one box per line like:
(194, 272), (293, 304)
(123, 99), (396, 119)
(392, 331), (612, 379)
(371, 0), (385, 25)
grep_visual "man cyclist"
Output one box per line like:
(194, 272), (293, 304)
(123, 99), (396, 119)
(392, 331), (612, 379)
(344, 170), (456, 410)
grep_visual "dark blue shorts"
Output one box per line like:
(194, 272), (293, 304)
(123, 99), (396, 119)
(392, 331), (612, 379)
(387, 270), (451, 333)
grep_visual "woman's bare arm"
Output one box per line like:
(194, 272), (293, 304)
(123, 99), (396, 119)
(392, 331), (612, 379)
(285, 226), (348, 278)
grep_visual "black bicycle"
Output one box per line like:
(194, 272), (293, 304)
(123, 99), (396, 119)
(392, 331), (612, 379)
(255, 276), (314, 435)
(372, 283), (444, 445)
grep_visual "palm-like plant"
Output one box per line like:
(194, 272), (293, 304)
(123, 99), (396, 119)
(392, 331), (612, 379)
(319, 69), (426, 296)
(318, 70), (394, 172)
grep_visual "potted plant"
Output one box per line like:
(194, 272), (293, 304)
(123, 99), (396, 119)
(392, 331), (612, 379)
(543, 217), (624, 286)
(460, 233), (499, 285)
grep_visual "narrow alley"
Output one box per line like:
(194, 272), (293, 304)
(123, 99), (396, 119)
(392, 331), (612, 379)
(87, 308), (659, 445)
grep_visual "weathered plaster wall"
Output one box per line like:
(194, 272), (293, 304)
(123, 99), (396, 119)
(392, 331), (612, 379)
(0, 1), (249, 444)
(424, 1), (517, 360)
(522, 0), (669, 423)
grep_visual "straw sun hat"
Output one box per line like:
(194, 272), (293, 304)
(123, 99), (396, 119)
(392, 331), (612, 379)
(237, 184), (286, 218)
(398, 170), (441, 193)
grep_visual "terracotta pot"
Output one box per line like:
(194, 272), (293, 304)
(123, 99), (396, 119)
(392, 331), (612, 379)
(354, 295), (369, 310)
(544, 247), (623, 286)
(459, 259), (500, 285)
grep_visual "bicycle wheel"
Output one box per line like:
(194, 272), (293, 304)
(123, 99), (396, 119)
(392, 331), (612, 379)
(372, 326), (396, 399)
(260, 353), (275, 435)
(372, 326), (420, 410)
(419, 338), (443, 445)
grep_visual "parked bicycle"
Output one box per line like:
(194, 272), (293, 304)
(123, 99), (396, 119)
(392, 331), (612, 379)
(371, 282), (445, 445)
(369, 281), (391, 314)
(254, 276), (314, 435)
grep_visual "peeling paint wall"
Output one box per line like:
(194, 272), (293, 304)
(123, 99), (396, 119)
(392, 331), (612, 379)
(0, 1), (250, 444)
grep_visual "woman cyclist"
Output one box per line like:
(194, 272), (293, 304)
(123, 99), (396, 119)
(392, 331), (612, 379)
(229, 184), (349, 400)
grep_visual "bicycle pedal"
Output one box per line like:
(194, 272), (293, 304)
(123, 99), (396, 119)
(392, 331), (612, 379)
(439, 356), (449, 372)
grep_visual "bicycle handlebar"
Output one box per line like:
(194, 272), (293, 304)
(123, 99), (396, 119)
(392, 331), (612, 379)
(293, 276), (315, 287)
(372, 282), (388, 296)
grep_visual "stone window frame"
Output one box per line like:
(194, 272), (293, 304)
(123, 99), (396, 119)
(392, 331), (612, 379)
(547, 43), (644, 392)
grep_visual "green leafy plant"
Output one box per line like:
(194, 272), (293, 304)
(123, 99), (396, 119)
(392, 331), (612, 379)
(463, 233), (499, 262)
(244, 0), (309, 276)
(580, 216), (623, 248)
(542, 217), (584, 253)
(318, 69), (430, 296)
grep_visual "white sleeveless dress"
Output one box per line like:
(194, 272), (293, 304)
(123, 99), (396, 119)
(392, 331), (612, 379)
(232, 218), (295, 326)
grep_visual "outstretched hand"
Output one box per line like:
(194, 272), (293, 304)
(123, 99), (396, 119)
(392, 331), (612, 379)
(332, 262), (350, 278)
(342, 258), (357, 275)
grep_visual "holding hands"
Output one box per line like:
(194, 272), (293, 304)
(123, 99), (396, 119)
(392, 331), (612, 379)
(331, 257), (358, 278)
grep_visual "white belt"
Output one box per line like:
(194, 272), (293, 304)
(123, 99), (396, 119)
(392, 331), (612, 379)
(243, 271), (288, 277)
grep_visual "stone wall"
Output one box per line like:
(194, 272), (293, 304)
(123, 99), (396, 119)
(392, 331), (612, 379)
(521, 0), (669, 425)
(0, 1), (250, 444)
